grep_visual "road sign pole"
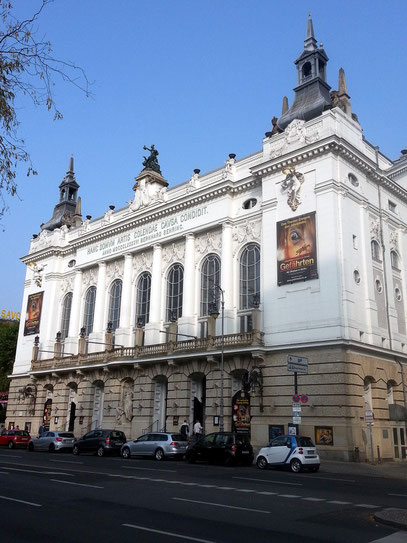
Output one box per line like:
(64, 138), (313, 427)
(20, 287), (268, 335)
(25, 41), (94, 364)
(369, 423), (374, 463)
(294, 372), (298, 395)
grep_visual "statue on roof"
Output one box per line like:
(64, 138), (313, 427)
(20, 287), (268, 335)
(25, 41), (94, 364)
(142, 144), (161, 174)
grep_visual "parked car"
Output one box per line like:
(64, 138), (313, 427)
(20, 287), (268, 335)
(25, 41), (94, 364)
(256, 435), (320, 472)
(28, 431), (75, 452)
(121, 432), (188, 461)
(72, 429), (126, 457)
(0, 429), (31, 449)
(185, 432), (254, 466)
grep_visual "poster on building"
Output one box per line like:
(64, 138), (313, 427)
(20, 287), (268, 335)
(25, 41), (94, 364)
(24, 292), (44, 336)
(232, 390), (251, 434)
(277, 212), (318, 285)
(315, 426), (334, 446)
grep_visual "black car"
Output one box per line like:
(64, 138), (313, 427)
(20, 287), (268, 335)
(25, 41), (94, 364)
(185, 432), (254, 466)
(72, 429), (126, 457)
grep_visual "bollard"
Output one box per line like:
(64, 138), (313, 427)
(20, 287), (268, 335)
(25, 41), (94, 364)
(377, 445), (381, 464)
(354, 446), (360, 463)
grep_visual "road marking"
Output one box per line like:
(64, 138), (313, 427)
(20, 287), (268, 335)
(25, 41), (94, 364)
(216, 486), (235, 490)
(233, 476), (302, 486)
(122, 524), (215, 542)
(6, 467), (74, 476)
(236, 489), (255, 493)
(0, 454), (22, 458)
(173, 497), (270, 514)
(0, 471), (9, 474)
(50, 479), (104, 489)
(295, 474), (356, 483)
(354, 504), (380, 508)
(257, 491), (277, 495)
(0, 495), (41, 507)
(302, 497), (325, 502)
(328, 500), (352, 505)
(279, 494), (301, 498)
(49, 460), (84, 465)
(388, 493), (407, 498)
(121, 466), (177, 473)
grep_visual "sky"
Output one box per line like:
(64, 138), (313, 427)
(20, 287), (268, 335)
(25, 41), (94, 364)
(1, 0), (407, 314)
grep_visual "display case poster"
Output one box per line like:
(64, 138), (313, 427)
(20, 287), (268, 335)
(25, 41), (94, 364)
(315, 426), (334, 446)
(277, 212), (318, 285)
(24, 292), (44, 336)
(232, 390), (251, 434)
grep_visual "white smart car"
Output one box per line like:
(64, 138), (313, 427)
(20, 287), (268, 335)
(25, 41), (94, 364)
(256, 434), (320, 473)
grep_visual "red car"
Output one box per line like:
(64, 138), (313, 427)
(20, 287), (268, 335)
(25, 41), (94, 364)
(0, 429), (31, 448)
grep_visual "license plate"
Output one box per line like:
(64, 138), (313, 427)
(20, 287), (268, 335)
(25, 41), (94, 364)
(242, 451), (250, 454)
(21, 438), (27, 441)
(307, 450), (314, 454)
(115, 442), (123, 446)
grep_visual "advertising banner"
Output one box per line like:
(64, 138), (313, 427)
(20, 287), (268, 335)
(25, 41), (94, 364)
(277, 211), (318, 285)
(24, 292), (44, 336)
(232, 390), (251, 434)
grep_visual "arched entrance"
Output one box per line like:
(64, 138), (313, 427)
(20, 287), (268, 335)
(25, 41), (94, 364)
(66, 383), (77, 432)
(190, 373), (206, 429)
(91, 381), (104, 430)
(153, 376), (167, 432)
(43, 385), (53, 430)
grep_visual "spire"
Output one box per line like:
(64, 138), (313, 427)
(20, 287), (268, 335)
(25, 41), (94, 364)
(282, 96), (289, 115)
(304, 14), (317, 51)
(73, 196), (82, 227)
(277, 16), (331, 131)
(68, 154), (74, 173)
(338, 68), (348, 95)
(331, 68), (352, 117)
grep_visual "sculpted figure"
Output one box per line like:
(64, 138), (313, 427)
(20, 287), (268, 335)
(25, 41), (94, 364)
(142, 144), (161, 174)
(281, 166), (305, 211)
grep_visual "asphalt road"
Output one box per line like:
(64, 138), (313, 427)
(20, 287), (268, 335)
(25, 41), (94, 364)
(0, 449), (406, 543)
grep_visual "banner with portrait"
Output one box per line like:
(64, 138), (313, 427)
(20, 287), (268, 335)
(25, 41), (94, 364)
(277, 211), (318, 285)
(315, 426), (334, 446)
(24, 292), (44, 336)
(232, 390), (251, 434)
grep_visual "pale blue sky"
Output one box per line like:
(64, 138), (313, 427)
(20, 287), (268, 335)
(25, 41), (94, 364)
(1, 0), (407, 313)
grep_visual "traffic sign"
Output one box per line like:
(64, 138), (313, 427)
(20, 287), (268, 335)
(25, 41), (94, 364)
(292, 394), (300, 403)
(287, 355), (308, 374)
(365, 410), (374, 424)
(292, 416), (301, 424)
(292, 405), (301, 413)
(300, 394), (309, 404)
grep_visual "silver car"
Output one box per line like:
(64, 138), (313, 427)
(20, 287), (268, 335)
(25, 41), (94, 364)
(28, 431), (76, 452)
(121, 432), (188, 461)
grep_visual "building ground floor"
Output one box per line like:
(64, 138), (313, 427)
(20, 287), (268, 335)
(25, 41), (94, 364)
(5, 343), (407, 462)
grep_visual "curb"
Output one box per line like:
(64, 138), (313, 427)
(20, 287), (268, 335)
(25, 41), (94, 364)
(374, 509), (407, 531)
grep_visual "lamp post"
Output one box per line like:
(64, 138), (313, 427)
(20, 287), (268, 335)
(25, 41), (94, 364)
(209, 285), (225, 432)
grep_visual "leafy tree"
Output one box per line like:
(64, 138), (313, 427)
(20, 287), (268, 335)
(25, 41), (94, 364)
(0, 0), (89, 217)
(0, 320), (18, 390)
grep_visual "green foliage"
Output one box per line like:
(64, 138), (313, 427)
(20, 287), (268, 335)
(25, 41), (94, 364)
(0, 320), (18, 390)
(0, 0), (89, 218)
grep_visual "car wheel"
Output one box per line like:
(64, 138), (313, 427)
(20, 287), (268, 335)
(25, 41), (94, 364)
(97, 446), (105, 457)
(154, 448), (165, 461)
(256, 456), (268, 470)
(122, 447), (131, 459)
(28, 442), (34, 452)
(290, 458), (303, 473)
(72, 445), (80, 455)
(309, 465), (320, 472)
(8, 440), (14, 449)
(49, 443), (55, 453)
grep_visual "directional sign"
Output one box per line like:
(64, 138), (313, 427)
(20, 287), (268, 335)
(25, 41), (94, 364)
(292, 416), (301, 424)
(287, 355), (308, 374)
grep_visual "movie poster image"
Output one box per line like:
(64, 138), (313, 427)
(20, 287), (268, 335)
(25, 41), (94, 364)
(24, 292), (44, 336)
(232, 390), (251, 434)
(277, 211), (318, 285)
(315, 426), (334, 446)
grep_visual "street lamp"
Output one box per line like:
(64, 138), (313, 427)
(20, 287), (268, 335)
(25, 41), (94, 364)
(209, 285), (225, 433)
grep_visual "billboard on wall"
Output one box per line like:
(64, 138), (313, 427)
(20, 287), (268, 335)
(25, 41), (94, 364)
(24, 292), (44, 336)
(232, 390), (251, 434)
(277, 211), (318, 285)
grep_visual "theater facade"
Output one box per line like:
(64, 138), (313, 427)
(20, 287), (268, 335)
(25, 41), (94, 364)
(6, 18), (407, 460)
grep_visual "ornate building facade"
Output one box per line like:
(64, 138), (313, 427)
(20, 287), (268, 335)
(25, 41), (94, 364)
(6, 17), (407, 460)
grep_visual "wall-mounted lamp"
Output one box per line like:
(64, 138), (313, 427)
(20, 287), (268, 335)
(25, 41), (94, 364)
(34, 336), (40, 346)
(80, 327), (86, 339)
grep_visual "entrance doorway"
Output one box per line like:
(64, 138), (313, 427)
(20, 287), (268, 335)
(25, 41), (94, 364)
(393, 427), (406, 459)
(153, 377), (167, 432)
(190, 373), (206, 429)
(91, 381), (104, 430)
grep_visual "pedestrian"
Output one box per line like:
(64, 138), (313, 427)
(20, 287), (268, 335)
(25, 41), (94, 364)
(193, 420), (203, 439)
(15, 425), (20, 430)
(180, 420), (189, 440)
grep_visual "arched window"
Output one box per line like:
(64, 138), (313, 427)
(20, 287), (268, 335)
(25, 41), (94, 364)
(371, 240), (381, 262)
(83, 286), (96, 336)
(387, 381), (396, 405)
(136, 272), (151, 326)
(166, 264), (184, 321)
(240, 244), (260, 309)
(60, 292), (73, 340)
(108, 279), (122, 331)
(363, 376), (375, 410)
(200, 254), (221, 316)
(390, 250), (400, 269)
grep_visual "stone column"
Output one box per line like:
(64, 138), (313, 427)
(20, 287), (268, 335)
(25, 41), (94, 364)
(221, 222), (234, 334)
(144, 244), (162, 344)
(89, 262), (106, 352)
(64, 269), (83, 355)
(115, 254), (134, 347)
(178, 233), (196, 338)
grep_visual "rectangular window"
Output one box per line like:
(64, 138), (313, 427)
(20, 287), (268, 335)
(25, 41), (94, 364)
(239, 314), (253, 333)
(352, 235), (358, 249)
(388, 200), (397, 213)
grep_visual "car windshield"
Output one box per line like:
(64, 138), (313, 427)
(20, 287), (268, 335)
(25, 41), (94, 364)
(111, 431), (125, 439)
(58, 433), (74, 438)
(15, 431), (29, 436)
(297, 437), (315, 447)
(236, 434), (251, 446)
(171, 434), (186, 441)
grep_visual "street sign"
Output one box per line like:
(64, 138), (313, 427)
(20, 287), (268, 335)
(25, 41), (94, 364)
(292, 405), (301, 413)
(300, 394), (309, 404)
(293, 411), (301, 419)
(292, 416), (301, 424)
(292, 394), (300, 403)
(287, 355), (308, 374)
(365, 410), (374, 424)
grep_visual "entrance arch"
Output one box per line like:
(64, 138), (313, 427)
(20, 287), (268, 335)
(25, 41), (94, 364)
(152, 376), (167, 432)
(190, 373), (206, 430)
(91, 381), (104, 430)
(66, 383), (78, 432)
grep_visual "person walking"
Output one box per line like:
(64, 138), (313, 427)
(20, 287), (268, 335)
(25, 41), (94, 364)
(193, 420), (203, 440)
(180, 420), (189, 441)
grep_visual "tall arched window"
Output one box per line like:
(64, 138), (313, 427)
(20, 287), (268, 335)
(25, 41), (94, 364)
(240, 244), (260, 309)
(200, 254), (221, 316)
(60, 292), (73, 339)
(136, 272), (151, 326)
(390, 250), (400, 269)
(83, 286), (96, 336)
(166, 263), (184, 321)
(108, 279), (122, 331)
(371, 240), (381, 262)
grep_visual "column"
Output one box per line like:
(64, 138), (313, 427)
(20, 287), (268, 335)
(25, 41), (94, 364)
(144, 244), (162, 344)
(221, 222), (235, 334)
(89, 261), (106, 352)
(115, 254), (134, 347)
(64, 269), (83, 355)
(178, 233), (196, 338)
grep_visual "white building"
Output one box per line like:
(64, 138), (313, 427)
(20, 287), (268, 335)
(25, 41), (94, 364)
(7, 17), (407, 461)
